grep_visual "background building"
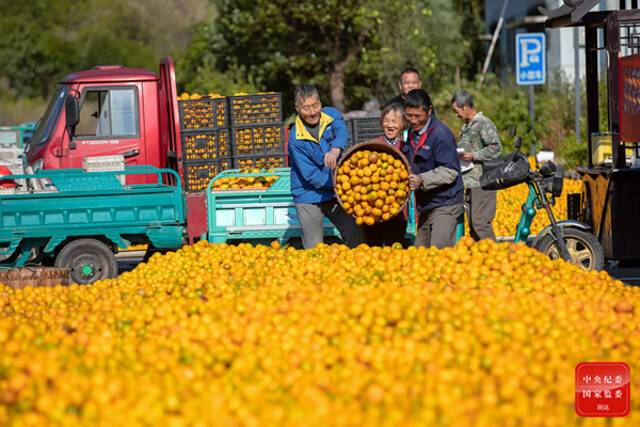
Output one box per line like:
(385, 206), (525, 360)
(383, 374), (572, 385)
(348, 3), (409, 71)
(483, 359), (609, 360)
(483, 0), (638, 82)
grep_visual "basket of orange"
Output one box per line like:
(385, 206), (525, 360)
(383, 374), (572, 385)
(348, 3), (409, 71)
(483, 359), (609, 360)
(334, 141), (411, 226)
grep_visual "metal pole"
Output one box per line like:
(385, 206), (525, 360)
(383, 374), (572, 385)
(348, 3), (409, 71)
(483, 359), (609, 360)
(480, 0), (511, 85)
(529, 86), (537, 159)
(574, 27), (581, 144)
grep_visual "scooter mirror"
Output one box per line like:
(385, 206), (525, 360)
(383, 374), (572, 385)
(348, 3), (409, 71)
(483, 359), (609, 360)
(539, 161), (557, 178)
(514, 137), (522, 150)
(505, 124), (516, 139)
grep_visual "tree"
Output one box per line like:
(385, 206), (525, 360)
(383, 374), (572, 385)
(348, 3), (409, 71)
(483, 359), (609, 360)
(189, 0), (466, 111)
(356, 0), (465, 102)
(202, 0), (379, 111)
(453, 0), (486, 79)
(0, 0), (212, 99)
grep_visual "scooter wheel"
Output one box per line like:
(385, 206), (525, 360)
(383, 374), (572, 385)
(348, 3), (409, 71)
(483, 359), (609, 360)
(535, 228), (604, 271)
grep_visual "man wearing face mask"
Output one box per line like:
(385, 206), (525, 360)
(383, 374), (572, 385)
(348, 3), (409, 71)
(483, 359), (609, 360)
(401, 89), (463, 249)
(288, 84), (364, 249)
(384, 68), (422, 108)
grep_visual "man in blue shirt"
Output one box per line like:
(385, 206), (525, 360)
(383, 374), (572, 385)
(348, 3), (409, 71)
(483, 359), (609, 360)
(288, 85), (363, 249)
(401, 89), (464, 248)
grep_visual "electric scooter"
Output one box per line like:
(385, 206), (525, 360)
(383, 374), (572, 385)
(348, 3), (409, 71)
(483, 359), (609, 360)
(470, 137), (604, 270)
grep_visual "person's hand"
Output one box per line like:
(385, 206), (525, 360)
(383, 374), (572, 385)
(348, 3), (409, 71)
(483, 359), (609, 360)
(409, 174), (423, 191)
(324, 147), (341, 169)
(459, 151), (475, 162)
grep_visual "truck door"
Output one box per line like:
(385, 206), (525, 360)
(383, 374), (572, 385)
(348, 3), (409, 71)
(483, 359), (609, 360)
(63, 85), (147, 182)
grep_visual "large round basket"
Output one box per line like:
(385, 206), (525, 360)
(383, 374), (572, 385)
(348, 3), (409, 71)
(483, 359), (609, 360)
(333, 141), (412, 222)
(0, 267), (71, 289)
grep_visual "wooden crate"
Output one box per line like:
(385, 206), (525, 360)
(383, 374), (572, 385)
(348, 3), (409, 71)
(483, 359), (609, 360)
(0, 267), (71, 289)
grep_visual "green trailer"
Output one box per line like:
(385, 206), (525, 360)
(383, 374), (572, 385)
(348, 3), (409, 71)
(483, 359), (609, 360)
(0, 167), (185, 283)
(206, 168), (417, 245)
(206, 168), (342, 245)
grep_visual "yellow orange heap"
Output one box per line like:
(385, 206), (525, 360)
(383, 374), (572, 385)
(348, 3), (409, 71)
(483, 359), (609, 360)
(179, 92), (225, 101)
(492, 179), (583, 237)
(212, 169), (279, 191)
(1, 240), (639, 426)
(336, 150), (410, 226)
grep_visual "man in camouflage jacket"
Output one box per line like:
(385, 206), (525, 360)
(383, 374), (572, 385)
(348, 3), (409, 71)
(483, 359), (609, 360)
(451, 90), (502, 241)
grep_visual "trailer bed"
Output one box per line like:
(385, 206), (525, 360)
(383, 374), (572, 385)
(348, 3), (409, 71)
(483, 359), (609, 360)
(0, 167), (185, 268)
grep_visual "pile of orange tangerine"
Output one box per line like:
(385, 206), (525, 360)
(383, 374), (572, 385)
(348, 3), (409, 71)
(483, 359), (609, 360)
(212, 170), (279, 191)
(335, 150), (410, 225)
(0, 240), (638, 426)
(492, 179), (583, 237)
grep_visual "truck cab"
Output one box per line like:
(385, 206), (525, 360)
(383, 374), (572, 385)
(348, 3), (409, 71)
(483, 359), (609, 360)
(26, 58), (183, 184)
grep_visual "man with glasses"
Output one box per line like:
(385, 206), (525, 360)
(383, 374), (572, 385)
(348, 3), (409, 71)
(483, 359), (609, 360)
(288, 84), (363, 249)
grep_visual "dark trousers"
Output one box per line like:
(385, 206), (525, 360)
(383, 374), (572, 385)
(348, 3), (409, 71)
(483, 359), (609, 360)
(465, 187), (497, 241)
(363, 214), (408, 247)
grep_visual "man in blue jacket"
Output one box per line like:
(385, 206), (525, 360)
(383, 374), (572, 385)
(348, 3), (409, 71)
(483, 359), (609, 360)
(288, 85), (363, 249)
(401, 89), (464, 249)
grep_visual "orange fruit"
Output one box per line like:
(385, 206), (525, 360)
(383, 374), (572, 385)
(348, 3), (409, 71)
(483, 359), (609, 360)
(335, 148), (411, 224)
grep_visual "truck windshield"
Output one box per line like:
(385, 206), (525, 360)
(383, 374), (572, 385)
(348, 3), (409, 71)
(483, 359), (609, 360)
(31, 85), (67, 146)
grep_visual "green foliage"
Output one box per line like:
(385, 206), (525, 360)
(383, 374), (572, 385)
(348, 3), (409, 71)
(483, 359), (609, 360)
(182, 0), (465, 112)
(0, 0), (211, 100)
(453, 0), (486, 78)
(0, 97), (49, 126)
(178, 64), (258, 96)
(187, 0), (380, 111)
(0, 0), (593, 174)
(354, 0), (464, 103)
(0, 0), (156, 98)
(556, 133), (589, 171)
(434, 74), (590, 170)
(435, 76), (533, 151)
(175, 21), (258, 95)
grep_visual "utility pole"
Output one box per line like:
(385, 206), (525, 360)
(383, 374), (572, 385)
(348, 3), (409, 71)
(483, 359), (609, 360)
(480, 0), (511, 85)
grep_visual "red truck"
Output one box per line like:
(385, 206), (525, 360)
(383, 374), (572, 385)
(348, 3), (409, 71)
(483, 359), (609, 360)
(27, 58), (184, 184)
(25, 57), (214, 240)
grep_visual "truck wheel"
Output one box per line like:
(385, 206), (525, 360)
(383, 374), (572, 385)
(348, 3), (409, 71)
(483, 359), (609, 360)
(55, 239), (118, 284)
(535, 228), (604, 271)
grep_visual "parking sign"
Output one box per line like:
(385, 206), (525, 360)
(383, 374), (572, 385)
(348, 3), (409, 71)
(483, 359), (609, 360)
(516, 33), (546, 85)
